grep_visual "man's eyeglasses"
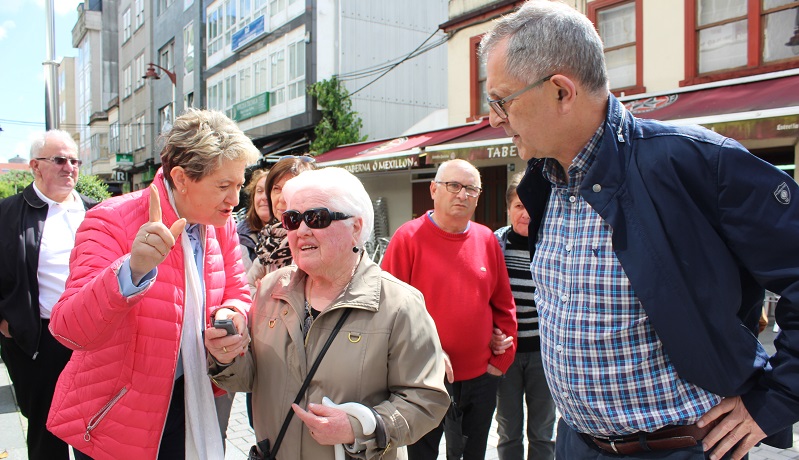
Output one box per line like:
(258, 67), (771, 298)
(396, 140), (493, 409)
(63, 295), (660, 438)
(35, 156), (83, 167)
(435, 181), (482, 198)
(282, 207), (353, 230)
(487, 74), (554, 120)
(277, 155), (316, 164)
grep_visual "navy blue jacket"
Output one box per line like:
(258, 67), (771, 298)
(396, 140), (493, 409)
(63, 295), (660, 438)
(0, 184), (96, 357)
(517, 95), (799, 443)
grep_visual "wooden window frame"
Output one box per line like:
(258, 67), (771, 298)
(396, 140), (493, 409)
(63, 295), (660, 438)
(469, 34), (487, 121)
(587, 0), (646, 96)
(683, 0), (799, 86)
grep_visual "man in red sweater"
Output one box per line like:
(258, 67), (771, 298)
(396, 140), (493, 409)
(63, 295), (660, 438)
(382, 159), (517, 460)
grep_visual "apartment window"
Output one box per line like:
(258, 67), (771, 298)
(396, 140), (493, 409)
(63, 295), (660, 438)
(208, 81), (223, 110)
(134, 54), (145, 90)
(254, 58), (269, 94)
(686, 0), (799, 83)
(123, 8), (131, 42)
(184, 92), (195, 108)
(226, 75), (238, 114)
(588, 0), (643, 95)
(225, 0), (237, 46)
(159, 104), (174, 133)
(469, 35), (488, 119)
(160, 44), (173, 73)
(123, 65), (132, 98)
(270, 49), (286, 105)
(254, 0), (267, 16)
(110, 122), (120, 154)
(123, 123), (133, 153)
(287, 40), (305, 100)
(184, 23), (195, 74)
(136, 115), (146, 149)
(240, 67), (253, 101)
(208, 6), (222, 56)
(135, 0), (145, 29)
(159, 0), (174, 15)
(270, 0), (286, 17)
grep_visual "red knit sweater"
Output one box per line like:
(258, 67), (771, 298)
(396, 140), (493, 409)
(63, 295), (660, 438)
(382, 213), (517, 381)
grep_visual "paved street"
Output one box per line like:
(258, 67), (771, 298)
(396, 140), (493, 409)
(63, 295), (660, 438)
(1, 318), (798, 459)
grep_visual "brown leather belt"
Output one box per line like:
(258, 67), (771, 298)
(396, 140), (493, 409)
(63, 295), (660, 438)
(585, 421), (717, 455)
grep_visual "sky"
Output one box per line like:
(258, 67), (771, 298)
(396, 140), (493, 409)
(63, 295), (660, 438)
(0, 0), (81, 163)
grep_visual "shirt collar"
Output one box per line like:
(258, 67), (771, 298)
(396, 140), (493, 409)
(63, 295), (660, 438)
(32, 182), (82, 209)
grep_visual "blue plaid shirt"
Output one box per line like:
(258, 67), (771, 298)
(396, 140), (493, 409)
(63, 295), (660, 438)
(531, 124), (720, 436)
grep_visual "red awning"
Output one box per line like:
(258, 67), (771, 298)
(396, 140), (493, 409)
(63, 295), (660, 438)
(315, 119), (491, 168)
(425, 121), (515, 163)
(621, 73), (799, 122)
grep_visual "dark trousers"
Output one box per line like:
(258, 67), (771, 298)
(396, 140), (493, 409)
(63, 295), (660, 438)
(408, 372), (501, 460)
(556, 418), (747, 460)
(73, 377), (186, 460)
(0, 318), (71, 460)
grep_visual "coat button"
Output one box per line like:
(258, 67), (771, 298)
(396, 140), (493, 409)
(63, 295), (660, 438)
(592, 184), (602, 192)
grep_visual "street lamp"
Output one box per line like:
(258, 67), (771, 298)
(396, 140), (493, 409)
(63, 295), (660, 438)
(143, 63), (177, 85)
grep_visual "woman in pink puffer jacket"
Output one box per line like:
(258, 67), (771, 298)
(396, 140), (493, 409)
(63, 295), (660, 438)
(47, 109), (258, 460)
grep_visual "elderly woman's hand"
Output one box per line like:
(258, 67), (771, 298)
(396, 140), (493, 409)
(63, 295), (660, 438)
(292, 402), (356, 446)
(130, 185), (186, 285)
(205, 308), (249, 365)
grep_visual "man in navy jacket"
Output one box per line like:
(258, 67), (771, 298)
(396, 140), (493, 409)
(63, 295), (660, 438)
(0, 131), (96, 459)
(481, 2), (798, 459)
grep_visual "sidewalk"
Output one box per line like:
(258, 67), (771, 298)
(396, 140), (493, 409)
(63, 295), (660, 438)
(2, 318), (798, 459)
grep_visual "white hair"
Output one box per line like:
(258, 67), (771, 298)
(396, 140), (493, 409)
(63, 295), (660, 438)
(281, 167), (374, 247)
(29, 130), (78, 159)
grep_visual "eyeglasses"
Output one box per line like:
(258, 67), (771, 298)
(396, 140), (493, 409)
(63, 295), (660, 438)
(277, 155), (316, 164)
(435, 181), (482, 198)
(35, 156), (82, 167)
(487, 74), (554, 120)
(282, 207), (353, 230)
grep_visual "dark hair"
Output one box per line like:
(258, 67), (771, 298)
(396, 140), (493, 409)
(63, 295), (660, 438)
(243, 168), (270, 231)
(264, 157), (318, 223)
(505, 172), (524, 208)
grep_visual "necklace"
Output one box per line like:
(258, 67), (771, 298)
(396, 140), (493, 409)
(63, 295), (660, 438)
(303, 281), (314, 338)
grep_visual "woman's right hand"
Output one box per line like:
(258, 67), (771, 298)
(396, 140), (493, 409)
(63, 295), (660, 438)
(130, 185), (186, 285)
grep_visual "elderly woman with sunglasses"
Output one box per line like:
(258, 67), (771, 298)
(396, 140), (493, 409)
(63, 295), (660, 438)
(46, 109), (259, 460)
(206, 167), (450, 460)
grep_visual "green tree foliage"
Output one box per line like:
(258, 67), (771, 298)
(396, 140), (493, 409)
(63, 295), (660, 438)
(0, 170), (34, 199)
(0, 170), (111, 202)
(75, 174), (112, 201)
(307, 76), (367, 154)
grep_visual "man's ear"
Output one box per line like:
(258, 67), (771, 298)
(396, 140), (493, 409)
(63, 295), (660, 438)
(549, 75), (578, 110)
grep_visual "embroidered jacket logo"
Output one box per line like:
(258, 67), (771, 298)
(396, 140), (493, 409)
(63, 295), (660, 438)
(774, 182), (791, 205)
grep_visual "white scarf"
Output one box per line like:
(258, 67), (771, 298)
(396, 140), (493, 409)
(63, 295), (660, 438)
(166, 181), (225, 459)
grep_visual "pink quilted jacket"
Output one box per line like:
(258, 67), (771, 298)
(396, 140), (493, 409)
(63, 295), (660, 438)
(47, 170), (250, 460)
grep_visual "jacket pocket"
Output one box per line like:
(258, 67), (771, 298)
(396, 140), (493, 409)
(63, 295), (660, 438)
(84, 386), (128, 442)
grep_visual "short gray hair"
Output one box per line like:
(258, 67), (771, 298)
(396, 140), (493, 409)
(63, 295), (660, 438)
(281, 167), (374, 247)
(479, 0), (608, 95)
(160, 109), (260, 188)
(29, 130), (78, 159)
(434, 159), (481, 186)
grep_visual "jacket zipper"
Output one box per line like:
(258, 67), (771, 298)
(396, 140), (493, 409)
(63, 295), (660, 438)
(84, 386), (127, 441)
(617, 107), (626, 143)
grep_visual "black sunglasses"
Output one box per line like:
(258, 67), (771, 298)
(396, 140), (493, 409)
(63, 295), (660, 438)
(282, 207), (353, 230)
(35, 156), (82, 167)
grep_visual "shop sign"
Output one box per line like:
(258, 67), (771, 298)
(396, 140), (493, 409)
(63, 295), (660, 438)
(704, 115), (799, 141)
(429, 142), (516, 163)
(232, 16), (266, 52)
(116, 153), (134, 165)
(342, 155), (419, 174)
(232, 92), (270, 121)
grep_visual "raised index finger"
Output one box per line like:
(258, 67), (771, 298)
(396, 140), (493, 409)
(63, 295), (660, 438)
(149, 184), (162, 223)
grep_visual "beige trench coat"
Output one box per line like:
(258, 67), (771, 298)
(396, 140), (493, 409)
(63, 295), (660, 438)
(211, 256), (449, 459)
